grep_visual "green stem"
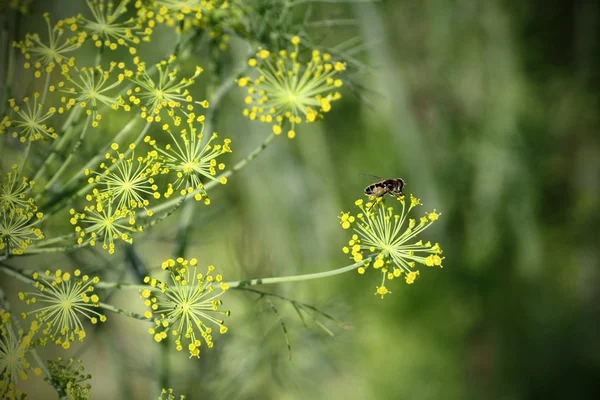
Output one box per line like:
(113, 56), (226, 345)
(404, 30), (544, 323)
(97, 301), (149, 322)
(96, 258), (370, 291)
(225, 258), (370, 288)
(20, 242), (89, 254)
(33, 107), (82, 183)
(38, 115), (91, 197)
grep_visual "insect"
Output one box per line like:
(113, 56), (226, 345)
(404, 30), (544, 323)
(364, 174), (405, 199)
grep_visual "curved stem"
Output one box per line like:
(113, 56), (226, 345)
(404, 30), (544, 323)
(95, 258), (371, 291)
(225, 258), (370, 288)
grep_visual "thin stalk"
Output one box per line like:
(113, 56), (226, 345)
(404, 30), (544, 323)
(33, 107), (83, 182)
(97, 301), (149, 321)
(95, 258), (371, 291)
(225, 258), (370, 288)
(37, 115), (91, 198)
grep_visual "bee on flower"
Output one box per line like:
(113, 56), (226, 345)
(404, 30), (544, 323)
(238, 35), (346, 139)
(19, 269), (106, 349)
(141, 258), (230, 359)
(339, 195), (444, 298)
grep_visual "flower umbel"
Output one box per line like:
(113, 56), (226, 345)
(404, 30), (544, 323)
(239, 36), (345, 138)
(85, 143), (161, 213)
(81, 0), (149, 54)
(1, 94), (57, 142)
(145, 120), (231, 203)
(0, 165), (36, 212)
(59, 61), (127, 127)
(142, 258), (230, 358)
(0, 311), (42, 398)
(340, 195), (444, 298)
(0, 208), (44, 255)
(70, 204), (142, 254)
(19, 269), (106, 349)
(14, 13), (84, 76)
(127, 55), (202, 122)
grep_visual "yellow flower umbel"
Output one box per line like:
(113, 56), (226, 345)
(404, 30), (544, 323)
(340, 195), (444, 298)
(145, 119), (231, 203)
(127, 55), (202, 122)
(0, 311), (42, 399)
(14, 13), (84, 76)
(0, 208), (45, 255)
(19, 269), (106, 349)
(70, 203), (141, 254)
(238, 36), (346, 138)
(1, 95), (57, 142)
(0, 167), (44, 255)
(0, 165), (36, 212)
(81, 0), (150, 54)
(85, 143), (161, 213)
(142, 258), (230, 359)
(58, 61), (127, 127)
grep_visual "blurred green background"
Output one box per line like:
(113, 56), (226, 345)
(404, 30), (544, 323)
(3, 0), (600, 399)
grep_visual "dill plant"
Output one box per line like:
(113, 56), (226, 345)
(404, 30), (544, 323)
(0, 0), (446, 398)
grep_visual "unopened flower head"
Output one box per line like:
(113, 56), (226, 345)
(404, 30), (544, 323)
(127, 55), (202, 122)
(0, 310), (42, 398)
(46, 357), (92, 399)
(159, 387), (185, 400)
(145, 119), (231, 203)
(148, 0), (221, 32)
(142, 258), (230, 358)
(0, 208), (44, 255)
(14, 13), (84, 76)
(239, 36), (346, 138)
(19, 269), (106, 349)
(81, 0), (150, 54)
(85, 142), (161, 213)
(70, 203), (141, 254)
(1, 94), (57, 142)
(58, 61), (127, 127)
(340, 195), (444, 298)
(0, 165), (36, 212)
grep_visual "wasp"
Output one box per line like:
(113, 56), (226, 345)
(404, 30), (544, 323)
(363, 175), (405, 204)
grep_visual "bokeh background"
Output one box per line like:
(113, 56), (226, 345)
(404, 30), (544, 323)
(2, 0), (600, 399)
